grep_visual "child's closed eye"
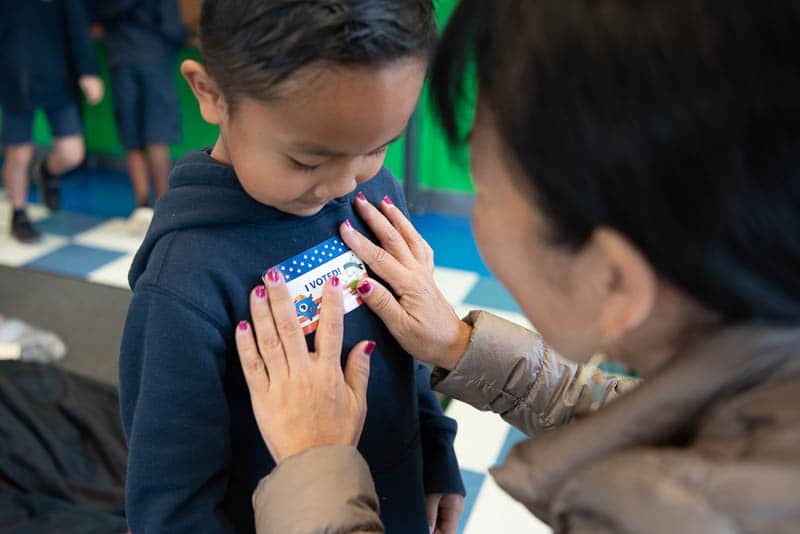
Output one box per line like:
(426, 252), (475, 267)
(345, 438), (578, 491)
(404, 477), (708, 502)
(367, 145), (389, 157)
(288, 157), (322, 173)
(289, 144), (387, 173)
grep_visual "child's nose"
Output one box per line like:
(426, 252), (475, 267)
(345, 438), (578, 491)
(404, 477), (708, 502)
(335, 158), (379, 195)
(316, 173), (357, 200)
(354, 155), (384, 183)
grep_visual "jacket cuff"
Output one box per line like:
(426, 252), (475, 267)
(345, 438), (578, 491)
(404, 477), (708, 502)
(252, 445), (383, 533)
(421, 419), (465, 496)
(431, 310), (543, 414)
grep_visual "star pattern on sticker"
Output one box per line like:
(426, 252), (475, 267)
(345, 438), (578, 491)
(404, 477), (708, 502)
(275, 238), (348, 281)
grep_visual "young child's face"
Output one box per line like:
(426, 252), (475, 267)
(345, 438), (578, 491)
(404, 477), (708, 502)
(211, 60), (426, 216)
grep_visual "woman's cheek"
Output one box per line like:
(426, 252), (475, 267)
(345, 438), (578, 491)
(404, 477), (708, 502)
(471, 193), (503, 272)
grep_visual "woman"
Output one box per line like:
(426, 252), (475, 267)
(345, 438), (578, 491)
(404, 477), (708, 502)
(235, 1), (800, 532)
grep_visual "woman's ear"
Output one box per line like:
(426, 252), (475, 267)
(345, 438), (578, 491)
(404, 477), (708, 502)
(590, 227), (658, 344)
(181, 59), (227, 125)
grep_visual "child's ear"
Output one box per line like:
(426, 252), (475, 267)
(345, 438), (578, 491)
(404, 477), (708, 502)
(181, 59), (227, 125)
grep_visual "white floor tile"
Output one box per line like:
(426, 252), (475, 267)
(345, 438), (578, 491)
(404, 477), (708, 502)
(464, 476), (550, 534)
(0, 234), (69, 267)
(27, 204), (50, 221)
(87, 253), (135, 289)
(433, 267), (480, 306)
(73, 218), (145, 253)
(446, 400), (511, 474)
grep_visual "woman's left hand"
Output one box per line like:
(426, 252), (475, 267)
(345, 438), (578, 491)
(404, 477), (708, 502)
(339, 196), (472, 371)
(235, 270), (375, 463)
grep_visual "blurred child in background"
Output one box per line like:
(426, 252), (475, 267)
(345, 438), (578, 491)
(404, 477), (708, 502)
(0, 0), (104, 243)
(98, 0), (187, 234)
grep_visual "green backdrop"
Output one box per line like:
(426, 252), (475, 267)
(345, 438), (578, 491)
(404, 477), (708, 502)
(25, 0), (473, 193)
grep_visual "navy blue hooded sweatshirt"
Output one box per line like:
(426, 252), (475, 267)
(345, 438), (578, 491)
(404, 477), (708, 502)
(120, 150), (464, 533)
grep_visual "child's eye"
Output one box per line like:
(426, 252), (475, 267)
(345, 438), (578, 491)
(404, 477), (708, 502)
(368, 145), (389, 157)
(289, 157), (320, 173)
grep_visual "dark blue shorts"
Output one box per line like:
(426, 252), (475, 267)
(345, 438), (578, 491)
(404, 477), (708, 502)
(1, 104), (83, 145)
(110, 62), (181, 150)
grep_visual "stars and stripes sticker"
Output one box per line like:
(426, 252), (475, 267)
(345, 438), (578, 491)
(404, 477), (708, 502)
(267, 236), (368, 335)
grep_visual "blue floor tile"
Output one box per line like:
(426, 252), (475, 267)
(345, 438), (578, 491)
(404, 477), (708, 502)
(28, 169), (136, 219)
(24, 244), (126, 278)
(458, 468), (487, 534)
(411, 213), (491, 277)
(70, 170), (137, 218)
(35, 211), (108, 237)
(463, 276), (523, 314)
(495, 427), (528, 467)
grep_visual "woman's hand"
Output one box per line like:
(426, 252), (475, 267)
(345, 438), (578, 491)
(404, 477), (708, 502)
(339, 195), (472, 371)
(235, 271), (374, 463)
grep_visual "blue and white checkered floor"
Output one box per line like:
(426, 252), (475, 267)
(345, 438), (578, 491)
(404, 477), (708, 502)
(0, 187), (550, 533)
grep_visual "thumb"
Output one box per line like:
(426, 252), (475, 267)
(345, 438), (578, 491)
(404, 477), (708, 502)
(344, 340), (375, 403)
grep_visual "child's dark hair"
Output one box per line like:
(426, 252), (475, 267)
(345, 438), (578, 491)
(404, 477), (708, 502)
(200, 0), (436, 109)
(432, 0), (800, 324)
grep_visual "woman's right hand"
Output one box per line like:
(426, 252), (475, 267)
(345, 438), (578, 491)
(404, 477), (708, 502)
(339, 195), (472, 370)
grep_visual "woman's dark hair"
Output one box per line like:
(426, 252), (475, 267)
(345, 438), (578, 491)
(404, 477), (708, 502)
(199, 0), (436, 108)
(432, 0), (800, 324)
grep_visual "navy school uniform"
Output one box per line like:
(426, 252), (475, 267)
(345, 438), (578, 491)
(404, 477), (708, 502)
(120, 150), (465, 533)
(99, 0), (186, 148)
(0, 0), (99, 113)
(98, 0), (186, 68)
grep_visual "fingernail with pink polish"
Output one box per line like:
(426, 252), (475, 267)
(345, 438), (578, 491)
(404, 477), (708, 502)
(344, 218), (353, 229)
(357, 280), (373, 296)
(383, 195), (394, 206)
(238, 320), (249, 331)
(255, 285), (266, 298)
(357, 191), (367, 203)
(330, 276), (340, 287)
(364, 341), (376, 356)
(266, 268), (281, 285)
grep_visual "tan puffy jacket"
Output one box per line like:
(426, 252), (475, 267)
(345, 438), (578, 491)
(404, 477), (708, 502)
(252, 311), (800, 533)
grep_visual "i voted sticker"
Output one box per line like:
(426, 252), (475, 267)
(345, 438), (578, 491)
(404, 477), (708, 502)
(268, 237), (368, 335)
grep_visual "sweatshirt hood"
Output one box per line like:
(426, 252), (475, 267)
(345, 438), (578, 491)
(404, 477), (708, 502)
(128, 150), (351, 288)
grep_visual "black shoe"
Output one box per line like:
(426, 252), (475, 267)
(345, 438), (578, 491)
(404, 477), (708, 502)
(11, 209), (42, 243)
(33, 158), (61, 212)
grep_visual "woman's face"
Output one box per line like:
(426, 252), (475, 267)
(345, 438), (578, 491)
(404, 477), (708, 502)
(469, 102), (717, 370)
(469, 102), (607, 361)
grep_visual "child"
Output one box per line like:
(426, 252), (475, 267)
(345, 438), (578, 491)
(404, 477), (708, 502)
(98, 0), (186, 234)
(0, 0), (103, 242)
(119, 1), (465, 533)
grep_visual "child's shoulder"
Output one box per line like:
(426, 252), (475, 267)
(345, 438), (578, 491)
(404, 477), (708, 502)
(128, 225), (263, 334)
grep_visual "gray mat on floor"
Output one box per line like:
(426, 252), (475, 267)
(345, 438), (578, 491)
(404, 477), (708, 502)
(0, 265), (130, 386)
